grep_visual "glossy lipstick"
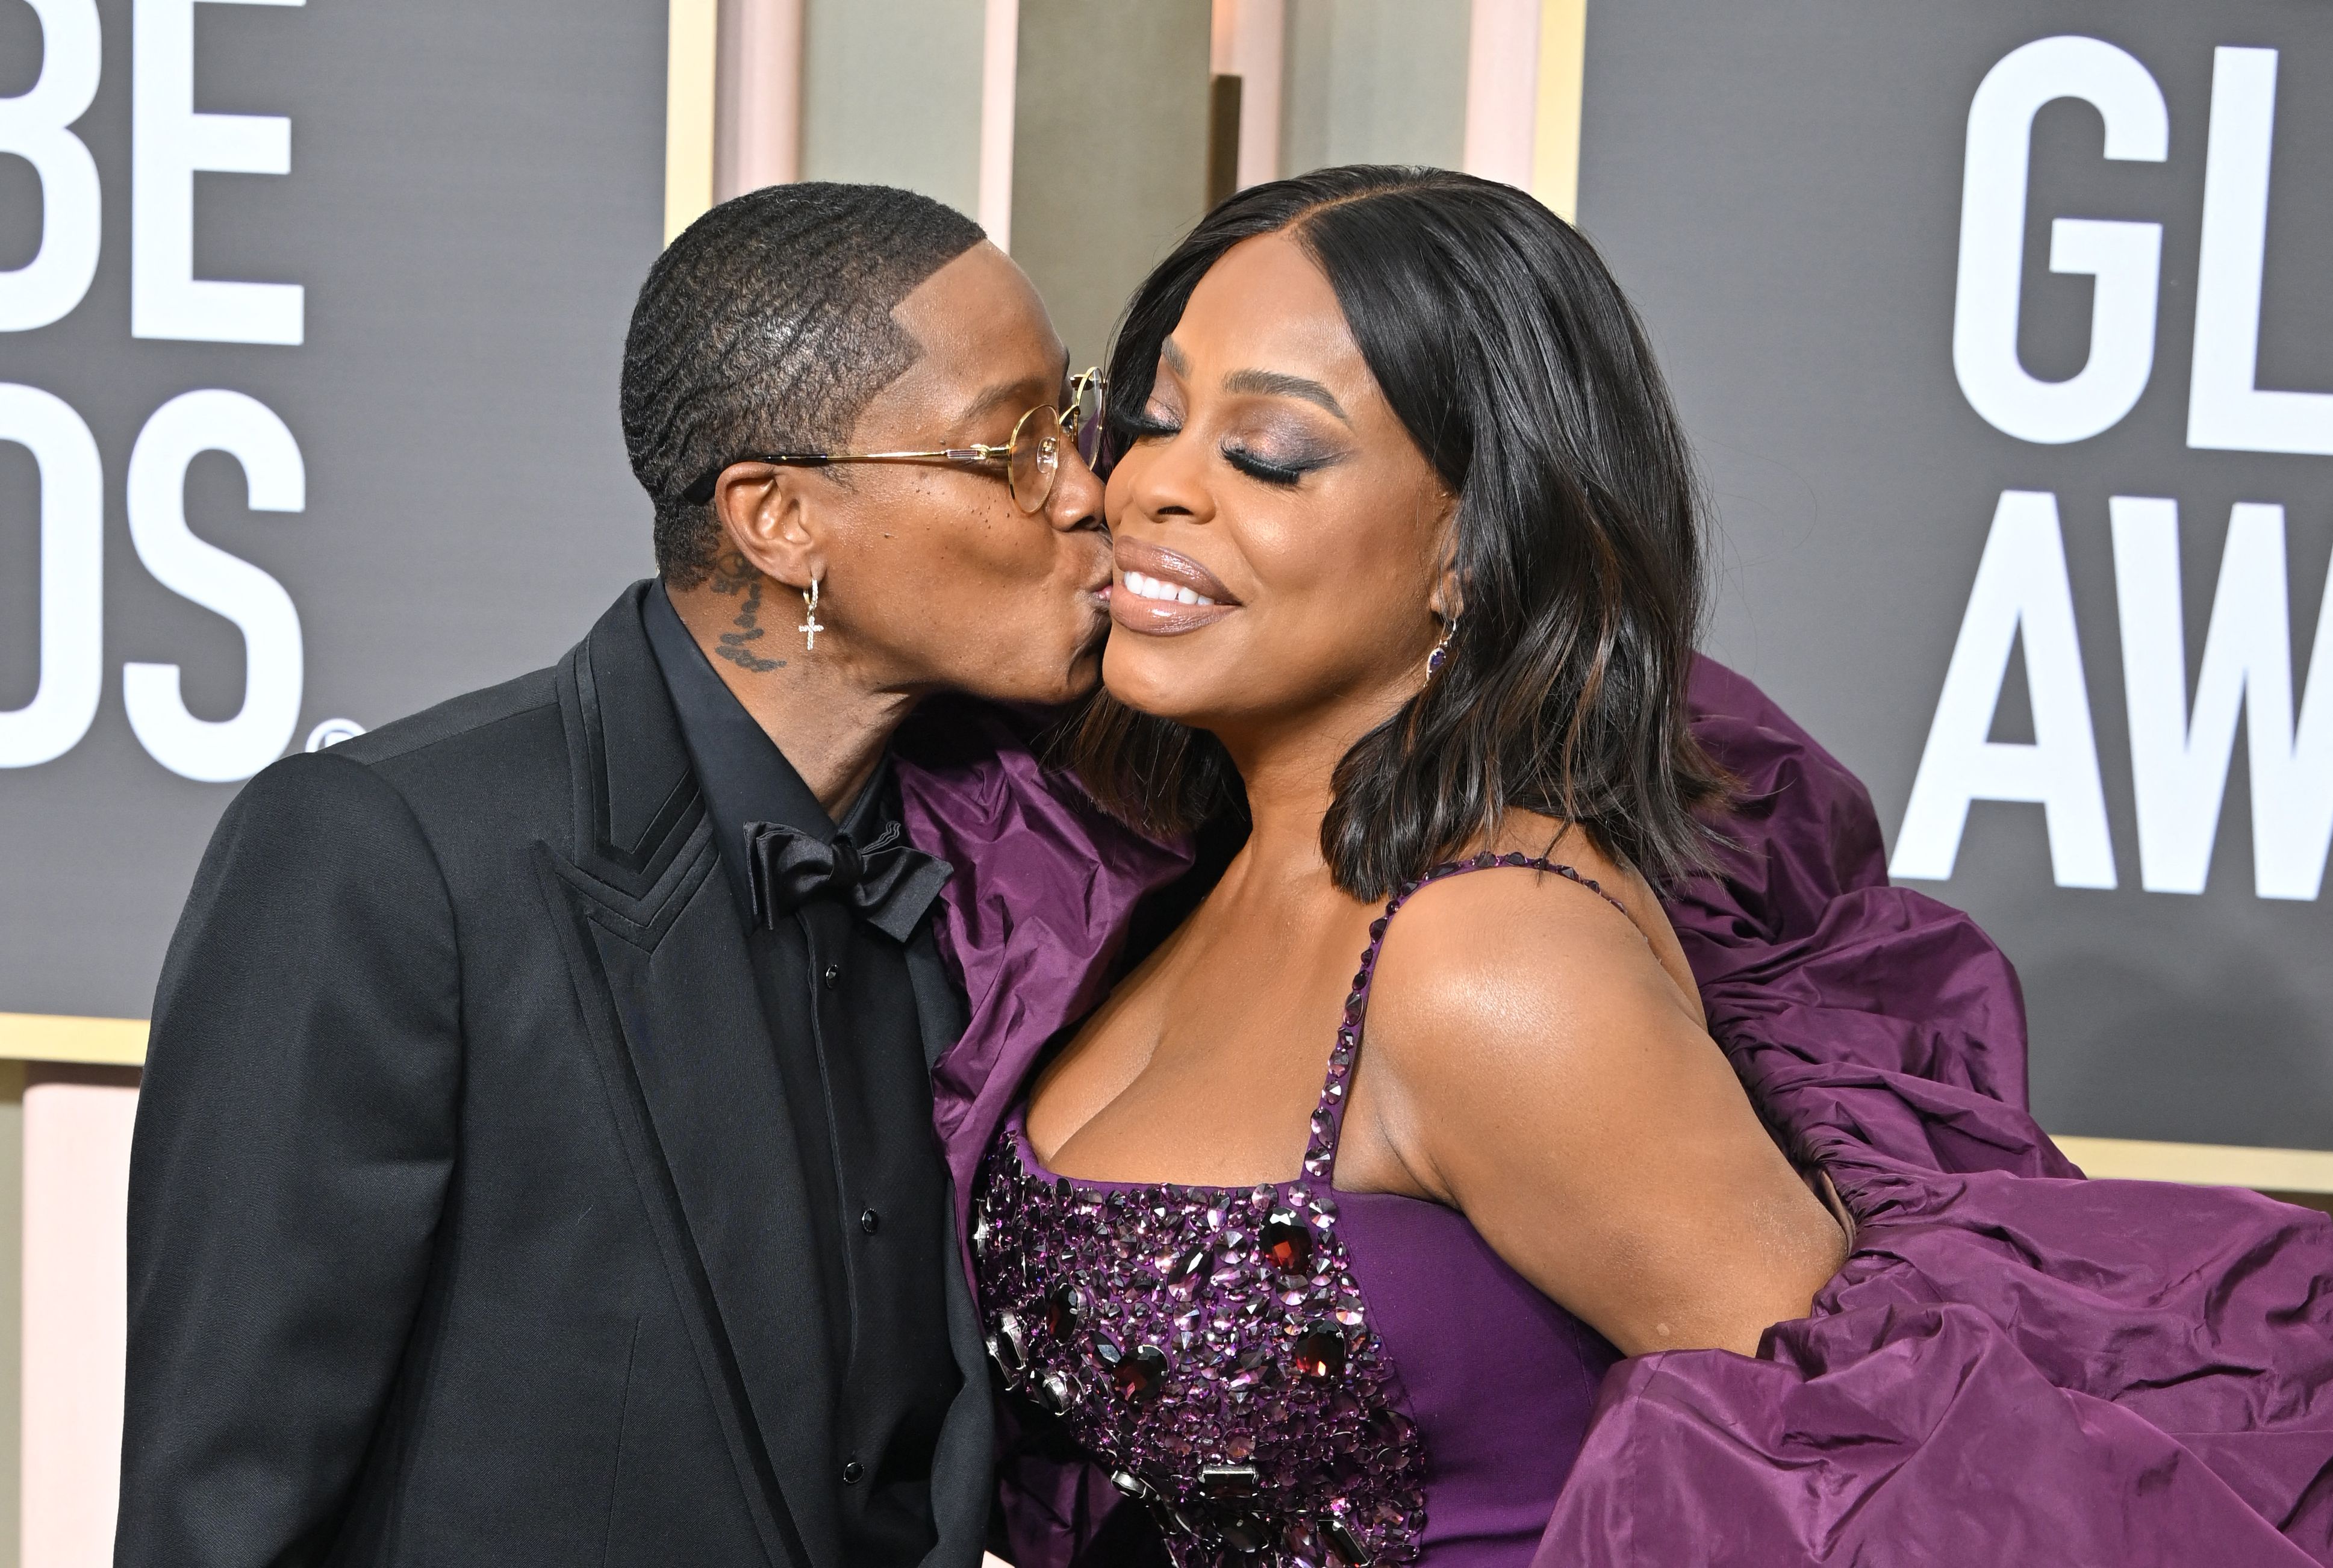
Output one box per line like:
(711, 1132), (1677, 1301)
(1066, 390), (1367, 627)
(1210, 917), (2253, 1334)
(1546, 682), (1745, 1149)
(1110, 538), (1239, 635)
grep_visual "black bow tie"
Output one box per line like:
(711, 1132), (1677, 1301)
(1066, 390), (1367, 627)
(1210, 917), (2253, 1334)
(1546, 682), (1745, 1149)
(742, 820), (953, 942)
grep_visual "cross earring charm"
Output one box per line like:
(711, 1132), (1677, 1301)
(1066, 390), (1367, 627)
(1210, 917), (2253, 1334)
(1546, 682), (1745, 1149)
(798, 577), (824, 652)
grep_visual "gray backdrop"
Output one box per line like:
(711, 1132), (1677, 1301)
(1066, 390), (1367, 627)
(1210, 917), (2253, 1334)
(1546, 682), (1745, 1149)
(1, 0), (665, 1019)
(1581, 0), (2332, 1149)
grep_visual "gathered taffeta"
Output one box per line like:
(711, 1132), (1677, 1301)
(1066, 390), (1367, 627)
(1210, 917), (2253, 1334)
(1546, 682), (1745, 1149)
(892, 658), (2333, 1568)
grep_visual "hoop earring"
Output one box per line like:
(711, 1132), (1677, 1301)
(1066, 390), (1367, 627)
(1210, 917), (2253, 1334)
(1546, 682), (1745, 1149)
(1427, 613), (1459, 676)
(797, 575), (824, 653)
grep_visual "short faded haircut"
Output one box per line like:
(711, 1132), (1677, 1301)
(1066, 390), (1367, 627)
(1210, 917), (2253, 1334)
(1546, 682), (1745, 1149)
(620, 182), (984, 587)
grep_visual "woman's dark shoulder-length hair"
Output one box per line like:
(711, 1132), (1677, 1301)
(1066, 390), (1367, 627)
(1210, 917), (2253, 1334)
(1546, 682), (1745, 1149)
(1074, 163), (1729, 900)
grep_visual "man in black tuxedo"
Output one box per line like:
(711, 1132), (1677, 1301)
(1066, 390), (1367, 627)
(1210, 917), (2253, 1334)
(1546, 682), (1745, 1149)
(117, 184), (1112, 1568)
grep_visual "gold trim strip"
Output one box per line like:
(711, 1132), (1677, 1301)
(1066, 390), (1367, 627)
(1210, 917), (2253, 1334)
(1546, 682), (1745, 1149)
(0, 1014), (149, 1069)
(4, 1009), (2326, 1193)
(665, 0), (719, 244)
(1532, 0), (1587, 220)
(2055, 1134), (2333, 1196)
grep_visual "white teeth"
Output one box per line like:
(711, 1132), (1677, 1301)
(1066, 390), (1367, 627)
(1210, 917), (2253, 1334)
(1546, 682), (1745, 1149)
(1120, 570), (1218, 608)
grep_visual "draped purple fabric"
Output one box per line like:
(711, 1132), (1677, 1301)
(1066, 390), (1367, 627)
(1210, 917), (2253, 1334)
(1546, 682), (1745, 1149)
(894, 662), (2333, 1568)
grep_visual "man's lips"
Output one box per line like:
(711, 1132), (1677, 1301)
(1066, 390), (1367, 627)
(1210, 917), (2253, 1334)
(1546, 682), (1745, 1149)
(1110, 538), (1239, 635)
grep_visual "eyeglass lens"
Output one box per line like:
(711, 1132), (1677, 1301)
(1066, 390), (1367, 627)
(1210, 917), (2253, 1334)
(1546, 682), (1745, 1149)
(1068, 373), (1105, 467)
(1008, 405), (1064, 513)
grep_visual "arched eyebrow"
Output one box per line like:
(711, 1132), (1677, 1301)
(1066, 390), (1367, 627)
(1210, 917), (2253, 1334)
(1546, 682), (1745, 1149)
(1223, 368), (1349, 423)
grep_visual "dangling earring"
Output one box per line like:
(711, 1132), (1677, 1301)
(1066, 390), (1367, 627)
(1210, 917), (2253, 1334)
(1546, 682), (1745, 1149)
(1427, 612), (1459, 676)
(797, 575), (824, 652)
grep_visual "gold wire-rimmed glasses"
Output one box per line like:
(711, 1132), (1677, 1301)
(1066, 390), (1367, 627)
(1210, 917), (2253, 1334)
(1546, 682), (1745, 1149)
(679, 367), (1106, 514)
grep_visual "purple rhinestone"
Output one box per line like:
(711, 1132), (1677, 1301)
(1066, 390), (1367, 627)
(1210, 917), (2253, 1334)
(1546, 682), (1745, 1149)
(1259, 1214), (1312, 1274)
(1111, 1345), (1168, 1402)
(992, 1312), (1029, 1372)
(1200, 1463), (1260, 1499)
(1293, 1324), (1347, 1380)
(1218, 1512), (1270, 1555)
(1322, 1514), (1371, 1567)
(1044, 1281), (1088, 1339)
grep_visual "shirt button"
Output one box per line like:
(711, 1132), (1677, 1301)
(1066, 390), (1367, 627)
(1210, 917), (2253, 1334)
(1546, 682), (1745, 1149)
(859, 1207), (880, 1234)
(841, 1459), (865, 1486)
(822, 962), (841, 990)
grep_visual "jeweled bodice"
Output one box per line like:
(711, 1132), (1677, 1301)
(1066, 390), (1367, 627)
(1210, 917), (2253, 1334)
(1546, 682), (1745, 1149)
(973, 853), (1628, 1567)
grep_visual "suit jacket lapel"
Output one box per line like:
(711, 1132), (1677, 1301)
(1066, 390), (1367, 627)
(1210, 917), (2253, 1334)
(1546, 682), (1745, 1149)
(537, 584), (843, 1568)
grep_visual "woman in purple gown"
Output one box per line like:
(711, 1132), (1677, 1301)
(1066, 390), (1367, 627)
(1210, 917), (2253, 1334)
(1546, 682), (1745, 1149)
(894, 166), (2333, 1567)
(967, 164), (1846, 1566)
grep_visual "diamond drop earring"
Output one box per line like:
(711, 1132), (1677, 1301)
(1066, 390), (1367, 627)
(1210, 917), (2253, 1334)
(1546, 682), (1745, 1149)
(797, 575), (824, 652)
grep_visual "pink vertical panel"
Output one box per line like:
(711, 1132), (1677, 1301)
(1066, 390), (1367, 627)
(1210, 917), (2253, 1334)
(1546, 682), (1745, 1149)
(22, 1074), (138, 1568)
(1211, 0), (1284, 190)
(714, 0), (804, 199)
(978, 0), (1020, 250)
(1463, 0), (1541, 187)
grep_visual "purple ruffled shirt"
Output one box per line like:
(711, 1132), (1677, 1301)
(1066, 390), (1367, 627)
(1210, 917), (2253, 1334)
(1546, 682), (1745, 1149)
(893, 660), (2333, 1568)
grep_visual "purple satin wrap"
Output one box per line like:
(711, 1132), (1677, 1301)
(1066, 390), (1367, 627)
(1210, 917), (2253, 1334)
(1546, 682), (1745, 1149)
(895, 662), (2333, 1567)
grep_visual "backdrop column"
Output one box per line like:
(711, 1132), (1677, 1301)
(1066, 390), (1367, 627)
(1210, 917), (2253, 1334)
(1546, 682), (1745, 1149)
(20, 1070), (137, 1568)
(1463, 0), (1542, 187)
(715, 0), (805, 199)
(1012, 0), (1212, 368)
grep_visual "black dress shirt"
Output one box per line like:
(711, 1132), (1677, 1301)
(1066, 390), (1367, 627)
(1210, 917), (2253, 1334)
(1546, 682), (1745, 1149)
(645, 583), (962, 1568)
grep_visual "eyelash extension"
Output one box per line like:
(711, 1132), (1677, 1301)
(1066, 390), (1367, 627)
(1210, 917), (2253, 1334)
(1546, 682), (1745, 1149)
(1109, 406), (1180, 438)
(1223, 446), (1316, 487)
(1110, 405), (1324, 487)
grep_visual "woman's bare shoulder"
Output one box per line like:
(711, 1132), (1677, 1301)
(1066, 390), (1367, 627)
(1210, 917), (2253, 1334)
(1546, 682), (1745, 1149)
(1369, 814), (1703, 1033)
(1342, 822), (1843, 1354)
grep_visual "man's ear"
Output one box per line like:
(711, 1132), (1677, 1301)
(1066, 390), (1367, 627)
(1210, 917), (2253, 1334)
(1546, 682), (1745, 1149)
(714, 464), (827, 590)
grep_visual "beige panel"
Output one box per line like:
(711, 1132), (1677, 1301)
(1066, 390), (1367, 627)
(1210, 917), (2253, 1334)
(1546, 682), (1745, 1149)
(1212, 0), (1285, 190)
(0, 1015), (147, 1069)
(1012, 0), (1213, 368)
(2055, 1134), (2333, 1196)
(668, 0), (720, 241)
(1, 1062), (20, 1568)
(799, 0), (986, 219)
(1531, 0), (1586, 219)
(1280, 0), (1470, 177)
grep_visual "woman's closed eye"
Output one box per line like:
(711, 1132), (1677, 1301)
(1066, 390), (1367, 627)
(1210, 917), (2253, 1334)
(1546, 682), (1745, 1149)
(1112, 403), (1182, 441)
(1111, 399), (1343, 487)
(1221, 442), (1333, 487)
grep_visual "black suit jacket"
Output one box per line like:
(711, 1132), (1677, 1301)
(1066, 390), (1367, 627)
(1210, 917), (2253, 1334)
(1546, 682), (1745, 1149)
(117, 584), (993, 1568)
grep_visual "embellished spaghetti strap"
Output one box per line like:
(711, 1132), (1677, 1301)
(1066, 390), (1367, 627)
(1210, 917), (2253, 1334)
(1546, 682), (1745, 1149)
(1303, 852), (1631, 1183)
